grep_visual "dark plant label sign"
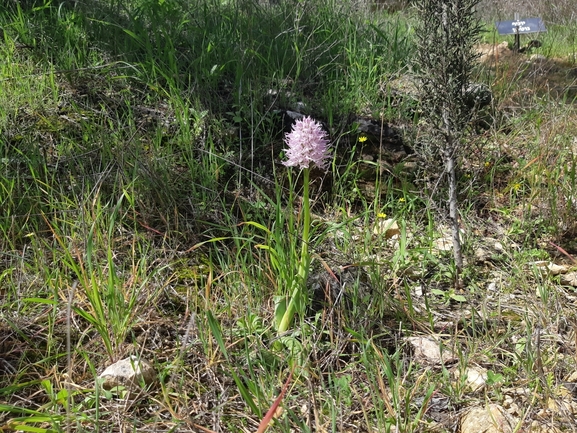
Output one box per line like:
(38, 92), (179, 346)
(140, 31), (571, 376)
(495, 18), (546, 35)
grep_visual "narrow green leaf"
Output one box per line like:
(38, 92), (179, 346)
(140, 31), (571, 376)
(8, 424), (56, 433)
(273, 296), (287, 330)
(22, 298), (58, 305)
(230, 370), (261, 417)
(240, 221), (271, 234)
(206, 312), (260, 416)
(206, 311), (228, 361)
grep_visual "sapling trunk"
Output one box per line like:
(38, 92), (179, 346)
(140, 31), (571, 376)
(446, 151), (463, 273)
(443, 111), (463, 278)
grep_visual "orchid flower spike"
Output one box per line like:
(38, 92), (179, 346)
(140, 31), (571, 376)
(283, 116), (331, 170)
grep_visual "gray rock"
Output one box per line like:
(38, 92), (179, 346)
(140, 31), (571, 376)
(530, 54), (546, 62)
(355, 117), (399, 139)
(465, 83), (492, 109)
(98, 356), (156, 390)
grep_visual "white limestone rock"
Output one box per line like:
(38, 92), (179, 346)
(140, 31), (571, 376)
(98, 356), (155, 390)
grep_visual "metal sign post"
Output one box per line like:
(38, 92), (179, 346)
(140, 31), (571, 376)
(514, 13), (520, 52)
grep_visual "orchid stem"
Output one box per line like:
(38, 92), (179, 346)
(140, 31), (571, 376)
(277, 168), (310, 335)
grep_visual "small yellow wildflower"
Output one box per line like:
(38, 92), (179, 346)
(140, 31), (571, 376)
(484, 161), (491, 168)
(377, 212), (387, 218)
(358, 135), (368, 143)
(398, 197), (405, 203)
(512, 183), (521, 191)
